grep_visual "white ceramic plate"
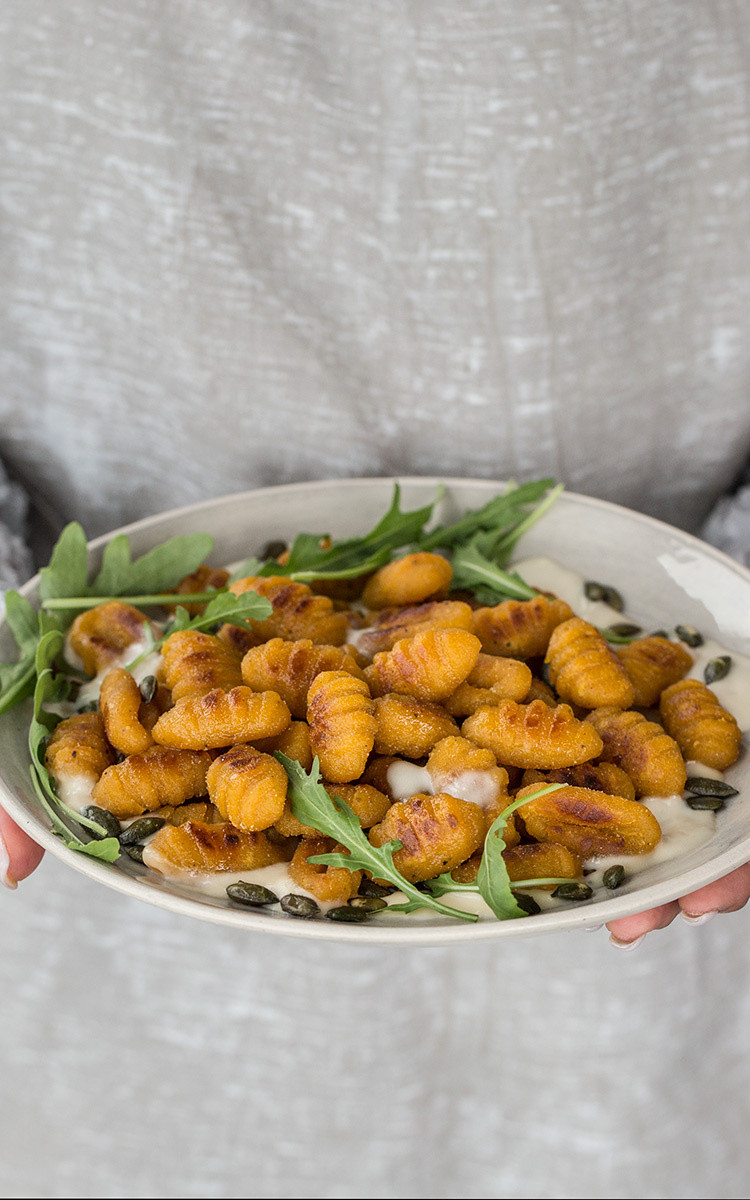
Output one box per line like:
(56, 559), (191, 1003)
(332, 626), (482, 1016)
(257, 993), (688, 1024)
(1, 477), (748, 944)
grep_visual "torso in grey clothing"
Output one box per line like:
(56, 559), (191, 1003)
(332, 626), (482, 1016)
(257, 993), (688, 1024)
(1, 4), (750, 1198)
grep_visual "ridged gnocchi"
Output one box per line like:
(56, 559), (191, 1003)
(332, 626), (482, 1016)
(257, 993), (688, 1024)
(659, 679), (742, 771)
(207, 745), (288, 831)
(368, 792), (486, 883)
(92, 746), (211, 818)
(586, 706), (687, 797)
(152, 686), (291, 750)
(545, 617), (635, 710)
(365, 628), (481, 702)
(462, 699), (604, 769)
(68, 601), (152, 676)
(472, 595), (573, 659)
(307, 670), (377, 783)
(240, 637), (364, 718)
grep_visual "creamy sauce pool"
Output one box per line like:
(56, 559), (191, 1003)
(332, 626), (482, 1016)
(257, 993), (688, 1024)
(63, 555), (748, 921)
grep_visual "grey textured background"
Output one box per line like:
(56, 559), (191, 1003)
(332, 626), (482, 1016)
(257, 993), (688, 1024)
(1, 4), (750, 1198)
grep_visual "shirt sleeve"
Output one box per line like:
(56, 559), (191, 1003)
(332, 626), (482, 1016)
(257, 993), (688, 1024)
(0, 457), (34, 592)
(701, 461), (750, 567)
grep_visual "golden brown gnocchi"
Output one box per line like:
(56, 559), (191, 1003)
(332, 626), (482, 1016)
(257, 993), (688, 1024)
(586, 706), (687, 797)
(240, 637), (364, 718)
(462, 699), (604, 769)
(368, 792), (486, 883)
(659, 679), (742, 771)
(45, 711), (115, 787)
(229, 575), (349, 645)
(354, 599), (474, 659)
(161, 630), (243, 702)
(99, 667), (154, 756)
(152, 686), (291, 750)
(362, 552), (453, 609)
(365, 628), (481, 702)
(517, 783), (662, 858)
(307, 670), (377, 783)
(206, 745), (288, 831)
(471, 595), (574, 659)
(545, 617), (635, 710)
(288, 837), (362, 903)
(92, 746), (211, 818)
(143, 820), (291, 875)
(616, 637), (693, 708)
(373, 694), (458, 757)
(68, 601), (152, 676)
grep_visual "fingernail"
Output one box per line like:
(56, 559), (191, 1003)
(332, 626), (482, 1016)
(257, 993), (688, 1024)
(609, 933), (646, 952)
(0, 831), (17, 890)
(680, 910), (717, 926)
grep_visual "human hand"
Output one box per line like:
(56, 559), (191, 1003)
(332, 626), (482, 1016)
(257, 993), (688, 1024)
(606, 863), (750, 948)
(0, 807), (44, 888)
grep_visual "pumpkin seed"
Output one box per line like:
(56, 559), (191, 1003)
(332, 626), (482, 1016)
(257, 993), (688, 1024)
(139, 675), (158, 703)
(359, 878), (395, 898)
(76, 700), (100, 714)
(119, 816), (166, 845)
(280, 893), (320, 919)
(226, 881), (279, 907)
(602, 865), (625, 890)
(540, 661), (553, 687)
(685, 776), (739, 799)
(83, 805), (121, 839)
(606, 622), (642, 638)
(514, 894), (541, 916)
(584, 581), (624, 612)
(326, 905), (370, 923)
(552, 882), (593, 902)
(685, 795), (725, 812)
(121, 843), (145, 863)
(705, 655), (732, 685)
(675, 624), (704, 648)
(648, 630), (669, 640)
(348, 895), (388, 912)
(262, 539), (288, 561)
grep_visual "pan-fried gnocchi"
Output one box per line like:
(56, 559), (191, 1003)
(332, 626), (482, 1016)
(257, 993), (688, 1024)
(39, 501), (744, 928)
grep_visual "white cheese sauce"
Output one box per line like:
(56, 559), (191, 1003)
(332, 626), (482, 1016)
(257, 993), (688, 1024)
(54, 772), (97, 815)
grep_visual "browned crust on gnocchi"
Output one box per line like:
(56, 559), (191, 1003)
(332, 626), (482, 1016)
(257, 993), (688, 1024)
(545, 617), (635, 710)
(659, 678), (742, 771)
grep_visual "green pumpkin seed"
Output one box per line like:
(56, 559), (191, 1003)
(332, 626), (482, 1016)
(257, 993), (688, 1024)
(226, 881), (279, 907)
(606, 622), (642, 638)
(359, 878), (396, 898)
(119, 816), (166, 845)
(326, 905), (370, 923)
(584, 581), (624, 612)
(514, 894), (541, 916)
(76, 700), (100, 714)
(685, 795), (725, 812)
(552, 882), (594, 902)
(280, 893), (320, 919)
(121, 843), (145, 863)
(139, 675), (158, 703)
(83, 805), (121, 839)
(704, 656), (732, 685)
(348, 895), (388, 912)
(602, 865), (625, 890)
(675, 624), (704, 648)
(685, 776), (739, 799)
(262, 539), (288, 561)
(648, 630), (669, 640)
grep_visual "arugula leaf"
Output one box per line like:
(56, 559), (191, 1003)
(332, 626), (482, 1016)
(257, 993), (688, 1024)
(38, 523), (89, 603)
(419, 478), (556, 551)
(27, 629), (120, 860)
(275, 754), (477, 922)
(91, 532), (215, 596)
(260, 484), (440, 583)
(162, 590), (273, 637)
(0, 658), (36, 715)
(3, 590), (40, 657)
(477, 783), (565, 919)
(450, 536), (538, 602)
(228, 557), (264, 583)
